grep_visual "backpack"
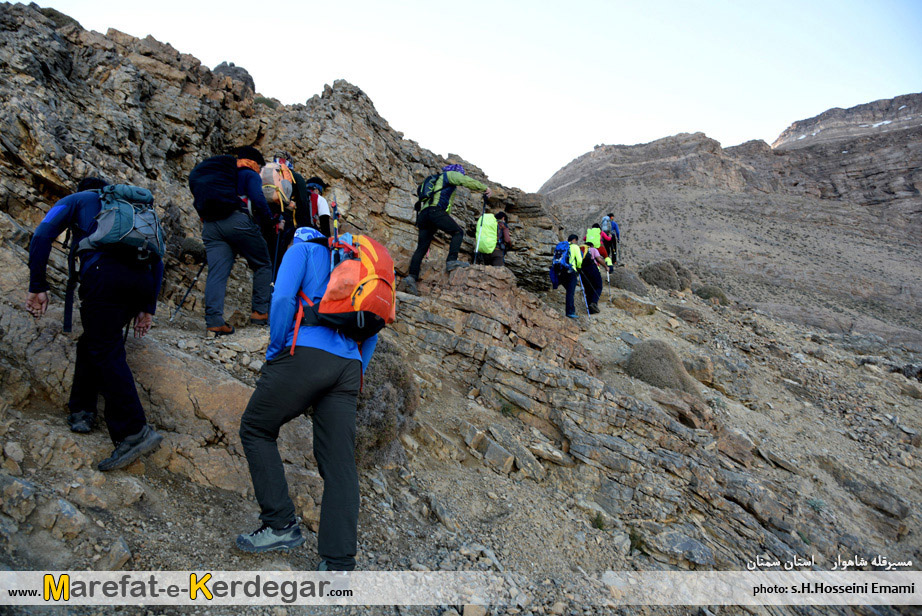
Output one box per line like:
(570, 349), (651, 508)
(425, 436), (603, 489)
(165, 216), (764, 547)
(188, 155), (243, 221)
(261, 162), (294, 210)
(475, 213), (499, 254)
(586, 227), (602, 248)
(549, 240), (574, 289)
(77, 185), (165, 261)
(601, 216), (612, 234)
(413, 172), (447, 212)
(290, 234), (397, 351)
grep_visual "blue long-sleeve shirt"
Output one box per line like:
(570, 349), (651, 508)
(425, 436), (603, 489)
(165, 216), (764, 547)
(267, 237), (377, 370)
(238, 168), (275, 229)
(28, 191), (164, 314)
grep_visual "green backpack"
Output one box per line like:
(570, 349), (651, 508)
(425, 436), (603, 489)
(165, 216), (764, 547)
(585, 227), (602, 248)
(476, 213), (499, 254)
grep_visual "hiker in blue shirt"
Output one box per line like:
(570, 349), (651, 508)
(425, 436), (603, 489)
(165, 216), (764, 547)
(237, 226), (376, 571)
(26, 177), (164, 471)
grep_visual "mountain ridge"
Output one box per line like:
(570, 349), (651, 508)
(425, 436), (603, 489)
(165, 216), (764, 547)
(539, 92), (922, 346)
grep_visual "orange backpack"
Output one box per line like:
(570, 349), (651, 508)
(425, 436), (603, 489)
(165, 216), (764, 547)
(291, 235), (396, 354)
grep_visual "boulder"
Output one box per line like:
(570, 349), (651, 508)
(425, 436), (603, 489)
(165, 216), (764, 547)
(611, 291), (657, 316)
(609, 269), (649, 296)
(694, 284), (729, 306)
(625, 340), (701, 398)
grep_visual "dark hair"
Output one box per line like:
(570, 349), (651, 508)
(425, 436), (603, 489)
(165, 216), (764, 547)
(77, 177), (108, 192)
(592, 223), (601, 229)
(495, 211), (507, 221)
(234, 145), (265, 167)
(567, 234), (579, 242)
(608, 213), (614, 218)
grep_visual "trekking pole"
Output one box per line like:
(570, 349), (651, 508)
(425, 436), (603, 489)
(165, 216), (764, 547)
(329, 192), (340, 271)
(607, 269), (612, 299)
(272, 227), (282, 283)
(577, 273), (591, 317)
(472, 193), (487, 266)
(170, 261), (207, 323)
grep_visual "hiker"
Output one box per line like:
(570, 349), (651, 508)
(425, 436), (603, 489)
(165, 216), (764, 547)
(191, 146), (278, 336)
(26, 177), (164, 471)
(474, 209), (512, 266)
(261, 153), (296, 281)
(601, 213), (620, 264)
(403, 164), (492, 295)
(585, 223), (609, 257)
(549, 234), (584, 318)
(489, 211), (512, 266)
(292, 175), (332, 237)
(579, 240), (606, 314)
(237, 227), (378, 570)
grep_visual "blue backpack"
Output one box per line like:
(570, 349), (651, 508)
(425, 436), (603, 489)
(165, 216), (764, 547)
(548, 241), (573, 289)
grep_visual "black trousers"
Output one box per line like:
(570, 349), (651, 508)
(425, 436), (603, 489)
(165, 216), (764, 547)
(561, 270), (579, 316)
(262, 218), (295, 283)
(603, 237), (618, 262)
(580, 261), (603, 305)
(239, 347), (362, 570)
(68, 256), (157, 443)
(408, 206), (463, 278)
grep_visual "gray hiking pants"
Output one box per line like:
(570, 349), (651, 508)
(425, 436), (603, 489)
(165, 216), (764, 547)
(202, 211), (271, 328)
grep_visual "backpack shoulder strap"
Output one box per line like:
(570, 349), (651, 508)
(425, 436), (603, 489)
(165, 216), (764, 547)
(62, 240), (79, 333)
(290, 290), (315, 356)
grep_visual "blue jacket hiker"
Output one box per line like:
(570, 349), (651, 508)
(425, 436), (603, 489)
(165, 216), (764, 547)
(26, 177), (164, 471)
(237, 226), (376, 570)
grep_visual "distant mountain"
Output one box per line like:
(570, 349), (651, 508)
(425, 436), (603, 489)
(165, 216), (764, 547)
(772, 93), (922, 150)
(539, 94), (922, 345)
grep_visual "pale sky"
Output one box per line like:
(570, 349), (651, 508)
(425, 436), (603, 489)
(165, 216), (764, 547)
(38, 0), (922, 192)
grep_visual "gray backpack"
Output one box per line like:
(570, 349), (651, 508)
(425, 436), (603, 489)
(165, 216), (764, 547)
(78, 184), (165, 261)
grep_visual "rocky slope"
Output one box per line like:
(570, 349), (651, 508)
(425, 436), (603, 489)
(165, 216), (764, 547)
(0, 4), (919, 616)
(539, 95), (922, 347)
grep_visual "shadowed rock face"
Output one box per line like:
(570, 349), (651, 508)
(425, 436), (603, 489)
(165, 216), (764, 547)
(212, 62), (254, 92)
(540, 94), (922, 347)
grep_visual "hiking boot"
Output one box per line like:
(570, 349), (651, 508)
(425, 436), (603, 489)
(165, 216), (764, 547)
(589, 303), (600, 314)
(207, 324), (235, 336)
(236, 520), (304, 553)
(317, 559), (354, 572)
(97, 425), (163, 472)
(67, 410), (96, 434)
(249, 311), (268, 326)
(566, 313), (578, 319)
(400, 276), (419, 295)
(445, 260), (469, 273)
